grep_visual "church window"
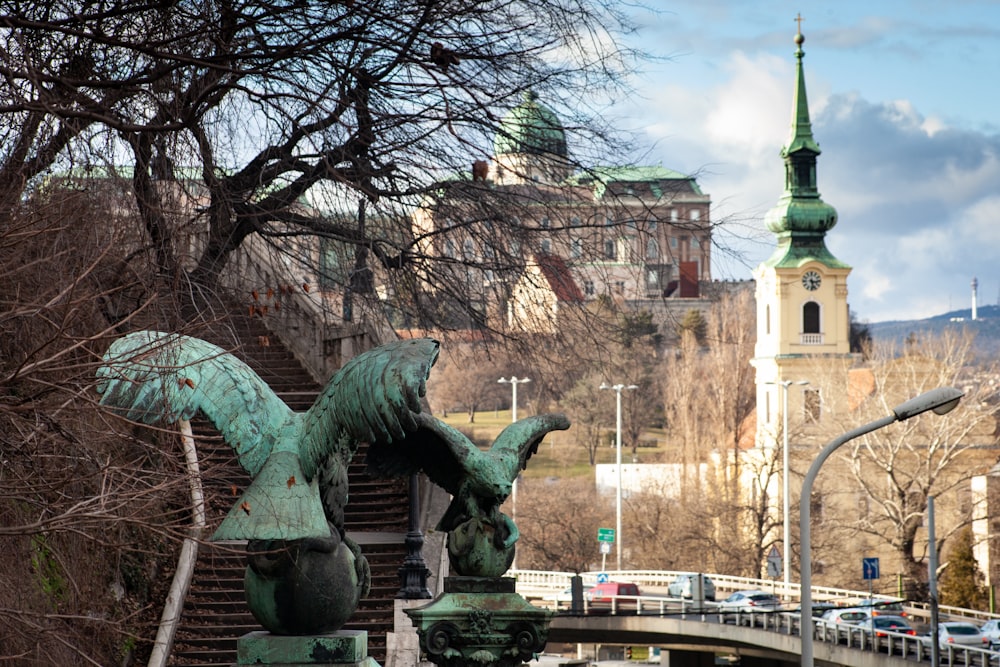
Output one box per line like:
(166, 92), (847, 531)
(571, 215), (582, 227)
(646, 269), (658, 288)
(690, 209), (701, 221)
(584, 280), (595, 296)
(463, 239), (475, 260)
(445, 240), (456, 258)
(604, 239), (616, 260)
(803, 301), (820, 334)
(646, 239), (658, 259)
(648, 220), (657, 231)
(540, 217), (550, 229)
(670, 209), (679, 222)
(804, 389), (821, 423)
(571, 239), (582, 258)
(670, 237), (678, 249)
(541, 239), (551, 253)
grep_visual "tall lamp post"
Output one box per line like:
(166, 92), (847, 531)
(600, 382), (638, 572)
(764, 379), (809, 592)
(799, 387), (963, 667)
(498, 376), (530, 571)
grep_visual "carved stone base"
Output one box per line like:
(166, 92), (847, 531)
(404, 576), (553, 667)
(235, 629), (380, 666)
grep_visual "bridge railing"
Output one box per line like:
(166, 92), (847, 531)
(512, 568), (902, 607)
(547, 597), (1000, 667)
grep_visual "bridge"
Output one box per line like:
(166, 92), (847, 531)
(514, 570), (1000, 666)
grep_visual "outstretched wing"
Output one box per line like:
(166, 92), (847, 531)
(490, 413), (571, 479)
(96, 330), (293, 478)
(364, 412), (473, 497)
(299, 338), (439, 480)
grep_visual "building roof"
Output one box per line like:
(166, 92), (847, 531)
(493, 90), (568, 158)
(534, 253), (584, 303)
(569, 165), (705, 199)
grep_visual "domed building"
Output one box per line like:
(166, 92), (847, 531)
(411, 90), (721, 334)
(491, 91), (573, 186)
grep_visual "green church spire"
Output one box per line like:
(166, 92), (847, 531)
(762, 23), (847, 269)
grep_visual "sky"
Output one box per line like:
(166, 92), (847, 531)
(605, 1), (1000, 323)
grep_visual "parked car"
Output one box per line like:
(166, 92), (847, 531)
(717, 590), (781, 622)
(933, 621), (990, 649)
(667, 573), (716, 601)
(980, 619), (1000, 650)
(862, 615), (916, 638)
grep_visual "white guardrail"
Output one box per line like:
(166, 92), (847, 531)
(513, 569), (1000, 666)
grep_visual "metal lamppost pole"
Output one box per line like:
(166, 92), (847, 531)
(799, 387), (963, 667)
(498, 376), (530, 571)
(600, 382), (638, 572)
(765, 379), (809, 593)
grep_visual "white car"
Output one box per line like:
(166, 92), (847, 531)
(543, 585), (593, 603)
(818, 607), (871, 627)
(667, 573), (716, 601)
(980, 619), (1000, 650)
(933, 622), (990, 650)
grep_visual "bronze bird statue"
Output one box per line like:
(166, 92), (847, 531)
(366, 411), (570, 576)
(96, 330), (439, 633)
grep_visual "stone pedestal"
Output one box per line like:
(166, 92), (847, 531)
(235, 630), (380, 667)
(405, 576), (553, 667)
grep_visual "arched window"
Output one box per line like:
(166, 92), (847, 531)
(803, 301), (820, 334)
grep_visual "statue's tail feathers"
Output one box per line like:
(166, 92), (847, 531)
(211, 451), (331, 541)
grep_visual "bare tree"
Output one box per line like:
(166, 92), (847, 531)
(0, 197), (200, 664)
(813, 330), (998, 596)
(1, 1), (645, 328)
(426, 342), (509, 422)
(514, 478), (610, 573)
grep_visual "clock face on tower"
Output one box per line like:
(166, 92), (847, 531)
(802, 270), (822, 291)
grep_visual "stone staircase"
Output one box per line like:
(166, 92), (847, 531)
(166, 311), (410, 665)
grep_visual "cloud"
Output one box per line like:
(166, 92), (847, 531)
(610, 40), (1000, 322)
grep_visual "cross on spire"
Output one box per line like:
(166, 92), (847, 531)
(795, 12), (805, 34)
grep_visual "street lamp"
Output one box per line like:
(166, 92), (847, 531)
(498, 376), (530, 570)
(600, 382), (638, 572)
(764, 379), (809, 592)
(799, 387), (963, 667)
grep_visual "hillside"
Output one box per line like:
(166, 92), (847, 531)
(868, 305), (1000, 360)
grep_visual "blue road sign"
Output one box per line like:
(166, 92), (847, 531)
(863, 557), (880, 581)
(596, 572), (609, 583)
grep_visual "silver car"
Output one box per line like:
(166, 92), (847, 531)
(667, 573), (716, 601)
(937, 621), (989, 649)
(718, 590), (781, 623)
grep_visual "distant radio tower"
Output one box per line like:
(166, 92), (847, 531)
(971, 277), (979, 320)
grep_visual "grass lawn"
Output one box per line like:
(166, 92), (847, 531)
(437, 410), (671, 480)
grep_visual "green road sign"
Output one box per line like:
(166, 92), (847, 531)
(598, 528), (615, 543)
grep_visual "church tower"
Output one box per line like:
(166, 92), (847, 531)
(752, 27), (854, 448)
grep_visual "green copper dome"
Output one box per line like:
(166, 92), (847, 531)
(762, 30), (847, 270)
(493, 91), (568, 158)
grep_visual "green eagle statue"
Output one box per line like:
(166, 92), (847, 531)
(96, 330), (438, 634)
